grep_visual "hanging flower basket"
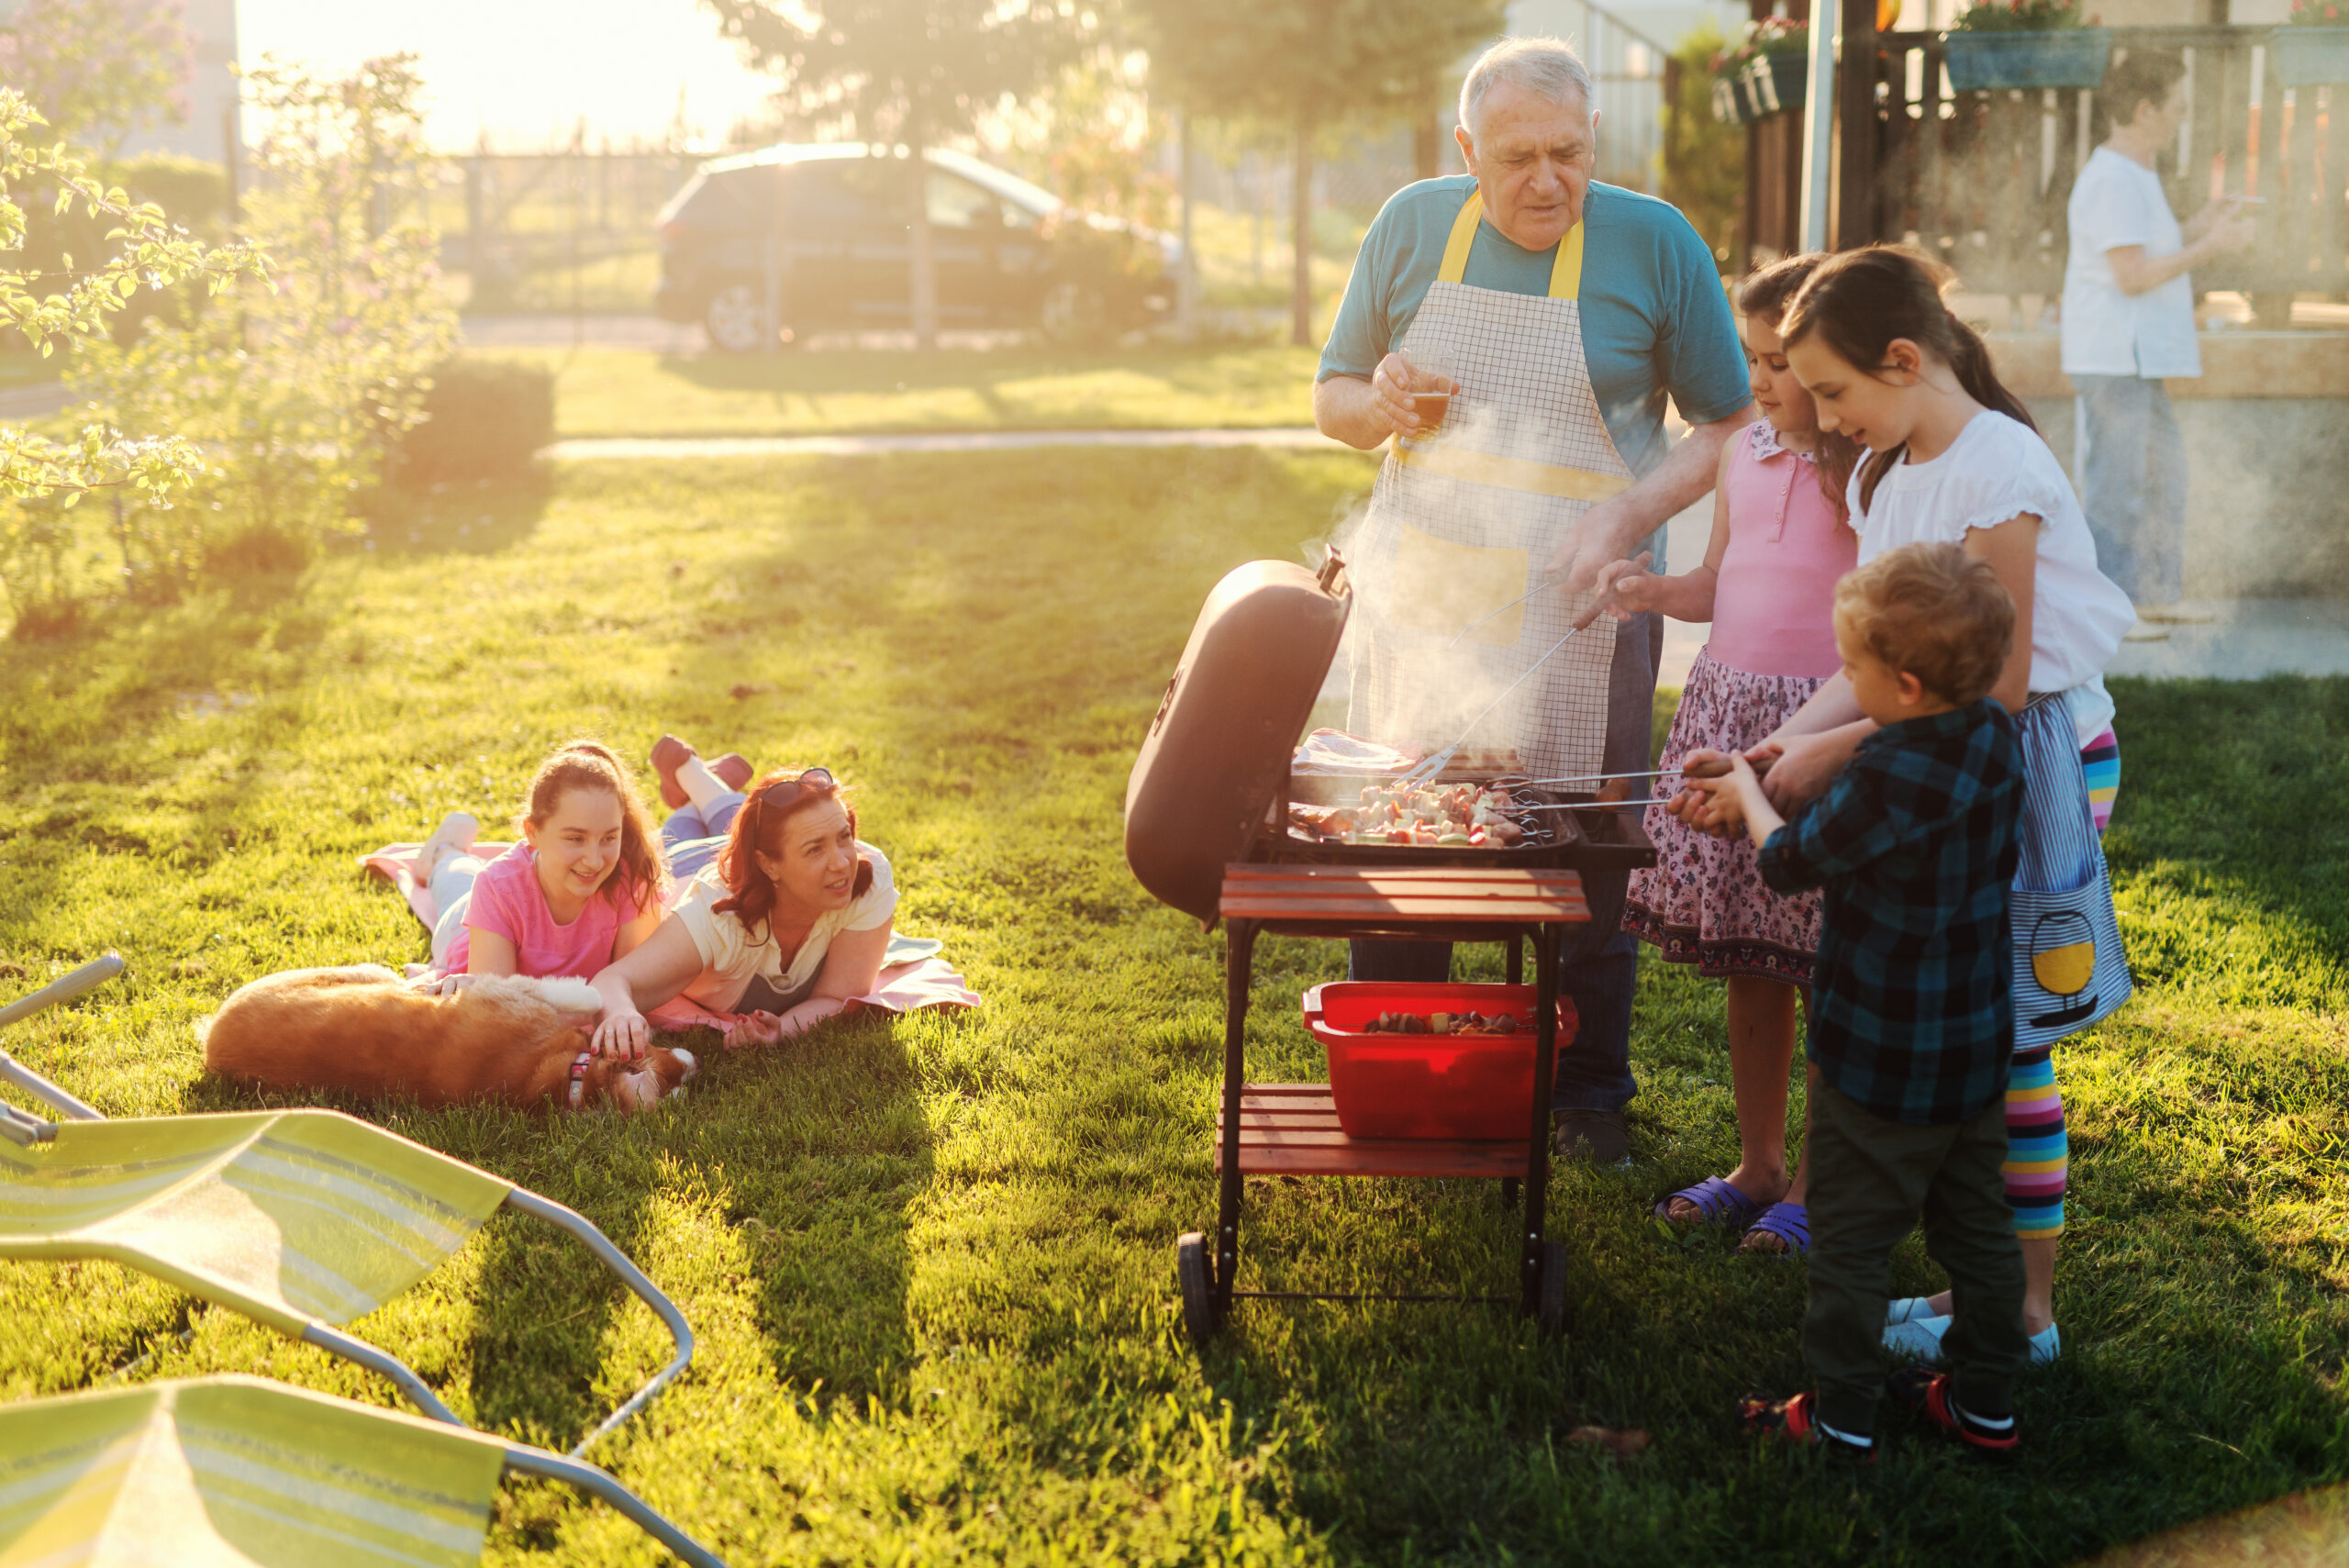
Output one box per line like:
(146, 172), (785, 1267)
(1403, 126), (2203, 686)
(1712, 55), (1809, 124)
(1709, 18), (1809, 124)
(2273, 27), (2349, 85)
(1943, 28), (2113, 89)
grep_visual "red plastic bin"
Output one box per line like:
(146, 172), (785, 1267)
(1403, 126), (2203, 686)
(1301, 982), (1578, 1141)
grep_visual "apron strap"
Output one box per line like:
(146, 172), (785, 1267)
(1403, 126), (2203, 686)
(1436, 189), (1585, 301)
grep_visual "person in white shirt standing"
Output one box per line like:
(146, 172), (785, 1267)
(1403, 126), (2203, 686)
(2060, 49), (2254, 624)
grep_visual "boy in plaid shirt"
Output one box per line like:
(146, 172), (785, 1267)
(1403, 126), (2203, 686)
(1681, 541), (2027, 1459)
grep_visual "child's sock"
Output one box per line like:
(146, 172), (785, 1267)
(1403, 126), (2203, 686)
(679, 755), (730, 814)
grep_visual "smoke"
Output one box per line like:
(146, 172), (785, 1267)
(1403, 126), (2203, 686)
(1306, 398), (1617, 762)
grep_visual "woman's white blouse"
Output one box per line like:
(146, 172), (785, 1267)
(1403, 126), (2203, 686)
(1846, 411), (2134, 745)
(673, 840), (898, 1006)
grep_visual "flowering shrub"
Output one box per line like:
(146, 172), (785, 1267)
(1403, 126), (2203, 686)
(2287, 0), (2346, 26)
(74, 55), (455, 595)
(1951, 0), (2097, 32)
(0, 0), (192, 154)
(1709, 17), (1809, 81)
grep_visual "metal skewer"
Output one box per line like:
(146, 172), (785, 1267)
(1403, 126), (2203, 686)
(1515, 753), (1775, 804)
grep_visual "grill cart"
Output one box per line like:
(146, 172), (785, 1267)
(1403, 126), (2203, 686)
(1125, 555), (1655, 1347)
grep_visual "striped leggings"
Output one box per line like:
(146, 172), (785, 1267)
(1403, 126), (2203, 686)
(2004, 726), (2118, 1238)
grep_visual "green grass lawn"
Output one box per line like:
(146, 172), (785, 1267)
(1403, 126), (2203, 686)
(5, 450), (2349, 1564)
(515, 342), (1324, 441)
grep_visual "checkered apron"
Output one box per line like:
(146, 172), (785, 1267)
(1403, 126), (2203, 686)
(1347, 191), (1636, 782)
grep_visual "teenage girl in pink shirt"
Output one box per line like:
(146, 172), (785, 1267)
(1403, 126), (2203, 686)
(411, 740), (669, 985)
(1593, 255), (1858, 1256)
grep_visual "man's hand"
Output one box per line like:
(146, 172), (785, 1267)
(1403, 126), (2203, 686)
(1540, 406), (1754, 595)
(1374, 351), (1453, 438)
(1543, 495), (1649, 595)
(1312, 356), (1459, 450)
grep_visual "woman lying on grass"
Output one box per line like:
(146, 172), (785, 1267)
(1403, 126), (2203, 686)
(413, 740), (668, 987)
(587, 765), (896, 1060)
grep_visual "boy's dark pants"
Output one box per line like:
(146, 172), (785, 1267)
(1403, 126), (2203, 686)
(1806, 1083), (2029, 1438)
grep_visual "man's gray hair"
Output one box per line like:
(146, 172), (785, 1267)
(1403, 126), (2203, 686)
(1458, 37), (1595, 139)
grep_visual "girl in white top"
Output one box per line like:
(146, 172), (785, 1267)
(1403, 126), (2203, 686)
(1700, 246), (2132, 1369)
(587, 767), (896, 1058)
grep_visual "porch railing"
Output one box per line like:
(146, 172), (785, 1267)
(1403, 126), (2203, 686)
(1865, 25), (2346, 317)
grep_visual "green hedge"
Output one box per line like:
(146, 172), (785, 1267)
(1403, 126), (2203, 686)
(393, 358), (555, 485)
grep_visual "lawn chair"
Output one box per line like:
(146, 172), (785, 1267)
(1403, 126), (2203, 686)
(0, 1373), (726, 1567)
(0, 956), (695, 1456)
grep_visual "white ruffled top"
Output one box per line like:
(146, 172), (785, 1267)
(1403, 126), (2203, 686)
(1845, 411), (2133, 745)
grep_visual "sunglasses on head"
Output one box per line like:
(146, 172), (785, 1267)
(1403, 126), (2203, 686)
(756, 767), (836, 809)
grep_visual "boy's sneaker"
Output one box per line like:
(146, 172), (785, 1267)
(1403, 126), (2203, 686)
(1887, 1369), (2019, 1454)
(1736, 1392), (1875, 1463)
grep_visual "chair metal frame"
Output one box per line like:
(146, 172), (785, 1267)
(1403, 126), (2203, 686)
(0, 956), (694, 1456)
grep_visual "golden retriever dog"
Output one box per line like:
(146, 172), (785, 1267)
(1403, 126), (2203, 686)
(202, 965), (696, 1114)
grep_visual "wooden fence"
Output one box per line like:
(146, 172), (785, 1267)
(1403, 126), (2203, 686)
(1745, 24), (2347, 320)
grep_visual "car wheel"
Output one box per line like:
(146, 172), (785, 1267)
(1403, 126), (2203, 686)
(704, 283), (774, 353)
(1040, 280), (1111, 346)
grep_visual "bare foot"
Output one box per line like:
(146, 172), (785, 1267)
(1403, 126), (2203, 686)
(1664, 1168), (1787, 1224)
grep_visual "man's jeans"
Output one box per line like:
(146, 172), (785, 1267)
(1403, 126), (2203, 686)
(2076, 375), (2188, 606)
(1347, 612), (1657, 1115)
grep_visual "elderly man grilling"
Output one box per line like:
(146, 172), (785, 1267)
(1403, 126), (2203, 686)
(1315, 35), (1755, 1164)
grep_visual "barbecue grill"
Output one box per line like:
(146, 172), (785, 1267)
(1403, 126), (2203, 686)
(1125, 551), (1656, 1346)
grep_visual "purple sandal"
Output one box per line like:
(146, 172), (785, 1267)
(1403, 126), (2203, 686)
(1741, 1202), (1810, 1257)
(1653, 1175), (1766, 1229)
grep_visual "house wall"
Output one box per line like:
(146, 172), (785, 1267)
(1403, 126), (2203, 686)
(1993, 332), (2349, 597)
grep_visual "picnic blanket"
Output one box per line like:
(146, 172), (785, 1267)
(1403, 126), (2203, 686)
(360, 839), (980, 1026)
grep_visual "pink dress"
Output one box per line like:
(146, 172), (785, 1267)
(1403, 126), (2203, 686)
(1622, 421), (1856, 982)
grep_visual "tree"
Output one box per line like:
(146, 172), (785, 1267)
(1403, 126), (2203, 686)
(76, 56), (454, 590)
(0, 89), (262, 627)
(703, 0), (1091, 350)
(1136, 0), (1504, 345)
(1659, 22), (1742, 271)
(0, 0), (193, 157)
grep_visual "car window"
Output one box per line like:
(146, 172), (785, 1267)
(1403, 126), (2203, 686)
(926, 172), (1000, 231)
(793, 159), (911, 229)
(996, 198), (1040, 233)
(676, 169), (773, 228)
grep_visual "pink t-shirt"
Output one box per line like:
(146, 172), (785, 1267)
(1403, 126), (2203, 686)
(450, 844), (643, 978)
(1705, 420), (1855, 680)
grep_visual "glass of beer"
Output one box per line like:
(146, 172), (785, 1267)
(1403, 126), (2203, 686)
(1401, 347), (1454, 433)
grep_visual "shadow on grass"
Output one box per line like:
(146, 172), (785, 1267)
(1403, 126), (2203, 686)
(362, 467), (554, 558)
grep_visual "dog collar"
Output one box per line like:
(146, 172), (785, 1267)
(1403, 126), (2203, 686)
(566, 1051), (592, 1109)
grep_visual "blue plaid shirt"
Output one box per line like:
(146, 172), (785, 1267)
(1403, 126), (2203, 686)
(1758, 701), (2024, 1125)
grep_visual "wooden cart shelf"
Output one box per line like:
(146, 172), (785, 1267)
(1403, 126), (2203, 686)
(1213, 1084), (1531, 1178)
(1175, 861), (1597, 1345)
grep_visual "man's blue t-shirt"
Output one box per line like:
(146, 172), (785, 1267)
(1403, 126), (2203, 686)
(1318, 176), (1751, 485)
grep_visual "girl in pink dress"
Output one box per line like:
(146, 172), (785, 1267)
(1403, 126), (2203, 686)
(1598, 256), (1857, 1254)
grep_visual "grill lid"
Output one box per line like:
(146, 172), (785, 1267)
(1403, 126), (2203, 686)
(1124, 554), (1350, 927)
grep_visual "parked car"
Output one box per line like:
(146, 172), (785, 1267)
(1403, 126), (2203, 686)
(653, 143), (1178, 350)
